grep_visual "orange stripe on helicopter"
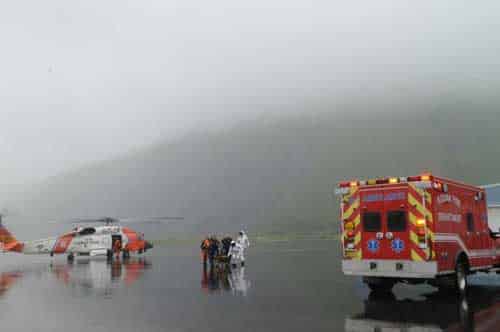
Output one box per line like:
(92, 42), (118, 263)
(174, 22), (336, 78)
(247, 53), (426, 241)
(52, 233), (75, 254)
(122, 227), (145, 251)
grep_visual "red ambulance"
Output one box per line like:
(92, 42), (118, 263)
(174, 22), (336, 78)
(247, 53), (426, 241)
(335, 174), (500, 295)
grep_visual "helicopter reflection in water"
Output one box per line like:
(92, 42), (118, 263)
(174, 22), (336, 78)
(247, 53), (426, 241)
(345, 286), (500, 332)
(50, 257), (151, 296)
(0, 258), (151, 298)
(0, 271), (22, 298)
(201, 265), (250, 296)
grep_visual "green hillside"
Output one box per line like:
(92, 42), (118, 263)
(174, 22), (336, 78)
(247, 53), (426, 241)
(9, 103), (500, 235)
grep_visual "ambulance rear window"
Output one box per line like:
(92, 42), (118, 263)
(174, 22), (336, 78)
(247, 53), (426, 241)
(363, 212), (381, 232)
(387, 211), (406, 231)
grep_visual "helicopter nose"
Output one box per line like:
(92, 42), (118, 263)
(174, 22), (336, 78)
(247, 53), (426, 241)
(145, 241), (153, 251)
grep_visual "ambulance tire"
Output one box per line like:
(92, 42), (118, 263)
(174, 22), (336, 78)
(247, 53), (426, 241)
(436, 256), (469, 296)
(67, 253), (74, 263)
(365, 278), (395, 292)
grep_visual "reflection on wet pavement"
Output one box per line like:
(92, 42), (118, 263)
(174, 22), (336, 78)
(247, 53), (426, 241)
(1, 239), (500, 331)
(51, 257), (151, 295)
(346, 285), (500, 332)
(0, 257), (151, 298)
(0, 271), (22, 297)
(201, 265), (251, 296)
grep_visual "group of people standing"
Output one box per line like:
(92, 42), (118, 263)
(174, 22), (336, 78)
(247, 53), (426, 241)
(200, 231), (250, 268)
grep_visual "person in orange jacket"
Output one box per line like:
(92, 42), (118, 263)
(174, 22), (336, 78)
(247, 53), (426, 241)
(113, 239), (122, 259)
(200, 236), (211, 265)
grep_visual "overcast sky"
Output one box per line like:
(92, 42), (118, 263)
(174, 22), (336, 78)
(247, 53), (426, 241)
(1, 1), (499, 187)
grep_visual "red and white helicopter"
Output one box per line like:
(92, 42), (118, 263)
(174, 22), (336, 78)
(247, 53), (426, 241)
(0, 215), (172, 261)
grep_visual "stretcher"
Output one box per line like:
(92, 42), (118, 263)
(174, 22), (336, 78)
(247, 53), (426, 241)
(214, 255), (231, 271)
(215, 255), (230, 263)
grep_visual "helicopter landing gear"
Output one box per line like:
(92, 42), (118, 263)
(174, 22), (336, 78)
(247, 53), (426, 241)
(106, 249), (113, 262)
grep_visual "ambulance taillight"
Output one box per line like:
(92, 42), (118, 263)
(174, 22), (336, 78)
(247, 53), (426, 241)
(344, 222), (356, 250)
(416, 219), (427, 249)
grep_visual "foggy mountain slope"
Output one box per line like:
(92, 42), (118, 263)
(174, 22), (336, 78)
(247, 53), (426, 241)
(12, 106), (500, 233)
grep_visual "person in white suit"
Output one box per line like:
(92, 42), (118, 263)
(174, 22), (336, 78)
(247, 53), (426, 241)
(236, 230), (250, 266)
(227, 241), (243, 267)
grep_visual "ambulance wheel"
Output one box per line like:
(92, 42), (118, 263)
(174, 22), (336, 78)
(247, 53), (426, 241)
(455, 261), (468, 297)
(67, 253), (74, 262)
(106, 249), (113, 261)
(367, 282), (394, 292)
(365, 278), (395, 292)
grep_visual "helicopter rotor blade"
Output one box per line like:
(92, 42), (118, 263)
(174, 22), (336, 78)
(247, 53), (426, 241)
(51, 216), (184, 225)
(118, 216), (185, 224)
(53, 217), (119, 224)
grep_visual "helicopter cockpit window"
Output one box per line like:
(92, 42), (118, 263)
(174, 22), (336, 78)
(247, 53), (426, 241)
(78, 227), (96, 236)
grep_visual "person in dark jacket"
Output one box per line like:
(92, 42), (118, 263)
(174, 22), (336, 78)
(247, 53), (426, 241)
(221, 235), (232, 256)
(208, 236), (219, 266)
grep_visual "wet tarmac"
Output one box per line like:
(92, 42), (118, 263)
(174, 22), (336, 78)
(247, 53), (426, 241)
(0, 239), (499, 331)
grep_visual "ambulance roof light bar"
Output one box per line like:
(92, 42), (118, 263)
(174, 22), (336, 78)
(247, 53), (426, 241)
(421, 174), (432, 181)
(338, 173), (433, 188)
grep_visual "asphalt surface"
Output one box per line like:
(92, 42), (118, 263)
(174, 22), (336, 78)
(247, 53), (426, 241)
(0, 238), (499, 331)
